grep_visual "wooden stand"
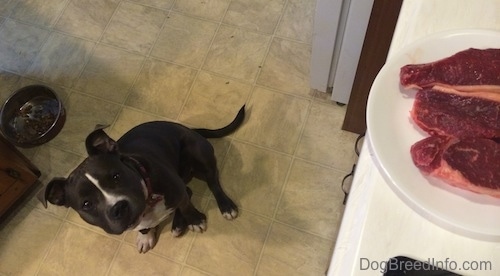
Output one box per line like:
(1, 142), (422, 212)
(0, 135), (41, 220)
(342, 0), (403, 134)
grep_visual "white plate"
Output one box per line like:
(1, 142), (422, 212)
(367, 29), (500, 241)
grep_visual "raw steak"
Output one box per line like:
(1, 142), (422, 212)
(410, 87), (500, 138)
(400, 48), (500, 92)
(411, 136), (500, 198)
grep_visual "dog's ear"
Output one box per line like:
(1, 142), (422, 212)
(37, 177), (68, 208)
(85, 126), (119, 155)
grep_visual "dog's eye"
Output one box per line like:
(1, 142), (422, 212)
(112, 173), (120, 181)
(82, 200), (93, 211)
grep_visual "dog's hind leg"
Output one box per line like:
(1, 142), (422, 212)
(188, 142), (239, 220)
(205, 169), (238, 220)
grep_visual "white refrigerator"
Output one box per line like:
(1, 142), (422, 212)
(310, 0), (374, 104)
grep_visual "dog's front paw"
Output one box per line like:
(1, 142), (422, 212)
(219, 200), (238, 220)
(185, 210), (207, 233)
(136, 228), (157, 253)
(171, 208), (189, 237)
(188, 220), (207, 233)
(172, 226), (184, 237)
(222, 208), (238, 220)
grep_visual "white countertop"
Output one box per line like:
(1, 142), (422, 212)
(328, 1), (500, 275)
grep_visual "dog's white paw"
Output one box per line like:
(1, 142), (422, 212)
(171, 227), (183, 237)
(136, 228), (157, 253)
(188, 221), (207, 233)
(222, 209), (238, 220)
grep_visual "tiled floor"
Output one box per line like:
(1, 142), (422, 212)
(0, 0), (359, 275)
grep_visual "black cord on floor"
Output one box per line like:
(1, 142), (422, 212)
(341, 132), (365, 205)
(354, 132), (365, 156)
(341, 164), (356, 205)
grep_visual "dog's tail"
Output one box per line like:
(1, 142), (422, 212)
(193, 105), (245, 138)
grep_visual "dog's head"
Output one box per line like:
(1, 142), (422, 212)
(37, 126), (147, 234)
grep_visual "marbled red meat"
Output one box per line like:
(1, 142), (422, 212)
(401, 48), (500, 197)
(400, 48), (500, 93)
(411, 136), (500, 198)
(410, 87), (500, 139)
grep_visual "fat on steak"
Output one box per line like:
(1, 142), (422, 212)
(410, 87), (500, 139)
(411, 136), (500, 198)
(400, 48), (500, 93)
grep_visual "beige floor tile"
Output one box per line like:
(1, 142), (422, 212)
(235, 87), (310, 154)
(179, 71), (251, 129)
(38, 222), (120, 275)
(50, 92), (122, 155)
(55, 0), (119, 41)
(151, 13), (218, 68)
(10, 0), (68, 27)
(173, 0), (230, 21)
(0, 206), (62, 276)
(181, 266), (212, 276)
(187, 200), (271, 276)
(0, 19), (50, 73)
(30, 199), (69, 224)
(203, 25), (270, 82)
(0, 0), (18, 16)
(256, 222), (332, 276)
(0, 70), (22, 102)
(189, 178), (211, 197)
(276, 0), (315, 43)
(257, 37), (311, 97)
(223, 0), (285, 34)
(220, 141), (291, 217)
(123, 0), (174, 10)
(313, 89), (336, 103)
(276, 159), (345, 239)
(16, 147), (38, 161)
(31, 144), (84, 183)
(109, 243), (183, 275)
(296, 102), (359, 171)
(127, 58), (197, 118)
(75, 44), (145, 103)
(101, 1), (167, 54)
(26, 32), (95, 87)
(110, 106), (168, 138)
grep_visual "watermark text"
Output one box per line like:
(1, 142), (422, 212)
(359, 257), (493, 273)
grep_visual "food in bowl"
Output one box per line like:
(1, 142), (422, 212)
(0, 85), (65, 147)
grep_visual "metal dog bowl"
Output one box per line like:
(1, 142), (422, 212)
(0, 85), (66, 148)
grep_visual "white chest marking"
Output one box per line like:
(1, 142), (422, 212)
(132, 198), (174, 231)
(85, 173), (126, 206)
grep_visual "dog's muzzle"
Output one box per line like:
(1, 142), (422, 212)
(109, 200), (130, 220)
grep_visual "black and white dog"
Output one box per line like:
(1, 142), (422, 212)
(37, 106), (245, 253)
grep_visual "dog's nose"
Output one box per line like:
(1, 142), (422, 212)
(110, 200), (129, 220)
